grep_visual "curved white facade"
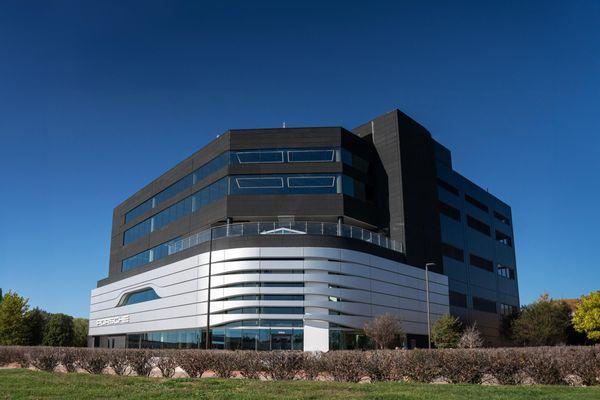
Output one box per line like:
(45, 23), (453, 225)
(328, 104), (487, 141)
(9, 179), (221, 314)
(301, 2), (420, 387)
(90, 246), (449, 351)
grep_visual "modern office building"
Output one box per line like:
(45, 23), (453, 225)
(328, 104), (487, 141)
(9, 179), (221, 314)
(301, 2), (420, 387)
(89, 109), (519, 350)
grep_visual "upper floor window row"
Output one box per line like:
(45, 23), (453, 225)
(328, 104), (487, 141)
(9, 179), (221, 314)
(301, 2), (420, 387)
(467, 215), (491, 236)
(442, 242), (464, 262)
(496, 230), (513, 247)
(117, 288), (160, 306)
(494, 210), (511, 226)
(123, 174), (365, 246)
(472, 296), (497, 314)
(123, 177), (228, 245)
(465, 194), (489, 213)
(437, 178), (459, 196)
(497, 264), (515, 280)
(439, 201), (461, 221)
(124, 148), (367, 224)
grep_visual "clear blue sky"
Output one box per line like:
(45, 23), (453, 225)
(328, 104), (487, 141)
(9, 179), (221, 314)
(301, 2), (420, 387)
(0, 1), (598, 318)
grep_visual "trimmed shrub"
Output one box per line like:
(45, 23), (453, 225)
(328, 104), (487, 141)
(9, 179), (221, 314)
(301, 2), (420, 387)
(27, 347), (60, 372)
(59, 347), (78, 372)
(403, 349), (443, 383)
(76, 348), (109, 374)
(175, 350), (211, 378)
(484, 348), (523, 385)
(108, 349), (129, 376)
(0, 346), (28, 367)
(263, 351), (303, 380)
(363, 351), (396, 381)
(235, 351), (262, 379)
(322, 351), (365, 382)
(438, 349), (485, 384)
(155, 351), (178, 378)
(302, 352), (324, 380)
(208, 350), (237, 378)
(127, 349), (153, 377)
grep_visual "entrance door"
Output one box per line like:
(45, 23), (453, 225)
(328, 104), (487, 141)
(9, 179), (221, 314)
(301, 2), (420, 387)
(270, 332), (292, 350)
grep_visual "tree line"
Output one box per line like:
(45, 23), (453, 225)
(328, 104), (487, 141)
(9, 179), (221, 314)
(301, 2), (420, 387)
(364, 291), (599, 349)
(0, 290), (88, 347)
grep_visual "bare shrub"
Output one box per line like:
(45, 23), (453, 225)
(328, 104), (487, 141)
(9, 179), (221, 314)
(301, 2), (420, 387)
(322, 351), (365, 382)
(107, 349), (129, 376)
(209, 351), (237, 378)
(59, 347), (78, 372)
(458, 324), (484, 349)
(155, 350), (178, 378)
(0, 346), (28, 367)
(403, 349), (443, 383)
(364, 314), (404, 349)
(28, 347), (60, 372)
(234, 351), (262, 379)
(127, 349), (153, 377)
(555, 346), (598, 386)
(363, 351), (396, 381)
(262, 351), (303, 380)
(175, 350), (211, 378)
(76, 348), (109, 374)
(483, 348), (522, 385)
(438, 349), (484, 384)
(522, 347), (561, 384)
(302, 352), (324, 380)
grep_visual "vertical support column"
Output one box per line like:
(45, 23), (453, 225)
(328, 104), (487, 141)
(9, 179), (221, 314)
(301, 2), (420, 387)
(337, 216), (343, 236)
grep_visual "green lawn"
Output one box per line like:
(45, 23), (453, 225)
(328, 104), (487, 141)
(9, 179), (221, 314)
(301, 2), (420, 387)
(1, 369), (599, 400)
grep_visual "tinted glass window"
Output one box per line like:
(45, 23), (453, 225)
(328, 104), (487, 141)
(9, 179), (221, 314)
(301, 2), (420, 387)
(437, 178), (459, 196)
(236, 151), (284, 163)
(439, 201), (461, 221)
(235, 177), (284, 189)
(288, 149), (334, 162)
(469, 253), (494, 272)
(442, 243), (464, 262)
(119, 288), (160, 306)
(449, 291), (467, 308)
(473, 296), (497, 313)
(467, 215), (491, 236)
(465, 194), (489, 212)
(287, 176), (335, 188)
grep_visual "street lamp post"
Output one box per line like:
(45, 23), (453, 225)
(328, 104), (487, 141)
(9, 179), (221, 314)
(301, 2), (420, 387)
(205, 226), (214, 349)
(425, 262), (436, 349)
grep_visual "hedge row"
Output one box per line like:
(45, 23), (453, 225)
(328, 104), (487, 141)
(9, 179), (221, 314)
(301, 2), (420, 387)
(1, 346), (599, 385)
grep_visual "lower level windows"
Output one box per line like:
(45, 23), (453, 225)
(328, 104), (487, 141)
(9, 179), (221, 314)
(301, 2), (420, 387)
(500, 303), (518, 316)
(223, 282), (305, 288)
(472, 296), (497, 313)
(220, 295), (304, 301)
(217, 307), (305, 315)
(118, 288), (160, 306)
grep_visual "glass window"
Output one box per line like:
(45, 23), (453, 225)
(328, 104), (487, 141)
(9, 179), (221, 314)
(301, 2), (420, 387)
(439, 201), (461, 221)
(123, 178), (227, 246)
(497, 264), (515, 279)
(118, 288), (160, 306)
(235, 177), (284, 189)
(437, 178), (459, 196)
(496, 230), (513, 247)
(449, 291), (467, 308)
(467, 215), (491, 236)
(465, 194), (489, 212)
(494, 211), (511, 225)
(287, 149), (335, 163)
(442, 242), (464, 262)
(235, 151), (284, 164)
(287, 176), (336, 188)
(469, 253), (494, 272)
(472, 296), (497, 313)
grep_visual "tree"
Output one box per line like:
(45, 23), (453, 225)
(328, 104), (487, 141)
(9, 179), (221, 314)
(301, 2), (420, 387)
(43, 313), (74, 346)
(364, 314), (405, 349)
(431, 314), (462, 348)
(511, 293), (571, 346)
(572, 290), (600, 342)
(0, 291), (29, 345)
(458, 323), (484, 348)
(72, 318), (89, 347)
(23, 307), (50, 346)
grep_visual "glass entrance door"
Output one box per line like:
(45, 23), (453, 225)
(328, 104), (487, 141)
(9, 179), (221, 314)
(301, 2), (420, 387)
(270, 332), (292, 350)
